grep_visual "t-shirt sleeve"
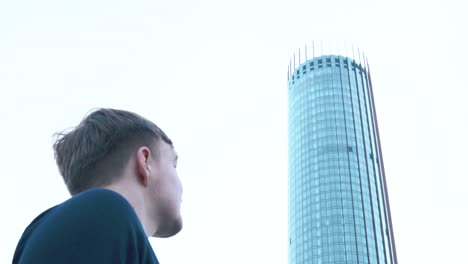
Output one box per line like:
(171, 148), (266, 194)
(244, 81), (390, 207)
(17, 190), (150, 264)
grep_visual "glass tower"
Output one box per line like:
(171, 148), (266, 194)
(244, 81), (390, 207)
(288, 54), (397, 264)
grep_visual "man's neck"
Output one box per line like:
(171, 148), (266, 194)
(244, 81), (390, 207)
(104, 182), (155, 237)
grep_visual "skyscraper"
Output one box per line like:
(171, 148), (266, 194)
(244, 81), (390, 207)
(288, 52), (397, 264)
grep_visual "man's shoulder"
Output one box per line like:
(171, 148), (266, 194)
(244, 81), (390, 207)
(66, 188), (130, 208)
(13, 189), (149, 264)
(62, 188), (133, 214)
(51, 188), (140, 231)
(21, 188), (138, 240)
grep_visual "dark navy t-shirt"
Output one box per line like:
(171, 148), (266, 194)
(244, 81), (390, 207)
(13, 188), (159, 264)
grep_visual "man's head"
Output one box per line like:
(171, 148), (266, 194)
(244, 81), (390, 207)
(53, 108), (172, 195)
(53, 108), (182, 237)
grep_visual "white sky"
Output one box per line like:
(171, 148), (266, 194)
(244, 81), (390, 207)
(0, 0), (466, 263)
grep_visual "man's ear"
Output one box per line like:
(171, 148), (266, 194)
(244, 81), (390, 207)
(136, 146), (151, 186)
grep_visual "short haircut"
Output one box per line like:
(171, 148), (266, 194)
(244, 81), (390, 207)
(53, 108), (172, 195)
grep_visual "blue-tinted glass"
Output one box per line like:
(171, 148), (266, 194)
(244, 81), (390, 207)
(288, 55), (397, 264)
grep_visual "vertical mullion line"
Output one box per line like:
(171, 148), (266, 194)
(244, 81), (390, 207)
(325, 57), (332, 262)
(330, 55), (349, 261)
(366, 59), (398, 264)
(355, 53), (380, 264)
(310, 56), (321, 263)
(293, 60), (298, 262)
(302, 61), (307, 263)
(338, 56), (360, 263)
(361, 54), (388, 264)
(288, 56), (291, 263)
(308, 56), (314, 262)
(297, 60), (303, 264)
(316, 56), (324, 263)
(306, 55), (313, 262)
(346, 55), (371, 263)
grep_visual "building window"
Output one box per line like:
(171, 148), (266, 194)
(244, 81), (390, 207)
(347, 146), (353, 152)
(335, 58), (340, 67)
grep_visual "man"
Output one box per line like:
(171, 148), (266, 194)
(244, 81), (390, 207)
(13, 108), (183, 263)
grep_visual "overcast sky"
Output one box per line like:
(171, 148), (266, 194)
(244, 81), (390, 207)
(1, 0), (466, 263)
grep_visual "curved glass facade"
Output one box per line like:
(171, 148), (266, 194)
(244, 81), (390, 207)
(288, 55), (397, 264)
